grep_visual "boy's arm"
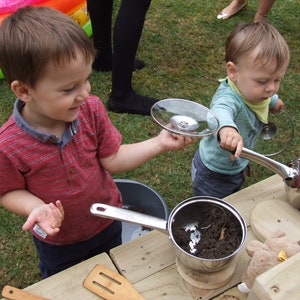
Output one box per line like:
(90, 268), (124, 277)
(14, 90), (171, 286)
(0, 189), (46, 216)
(0, 190), (64, 236)
(100, 129), (196, 174)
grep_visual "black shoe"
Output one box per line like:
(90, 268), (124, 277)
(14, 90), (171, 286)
(93, 59), (145, 72)
(132, 59), (145, 71)
(107, 91), (158, 115)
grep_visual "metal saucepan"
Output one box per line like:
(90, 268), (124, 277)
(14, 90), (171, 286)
(91, 196), (247, 273)
(239, 147), (300, 208)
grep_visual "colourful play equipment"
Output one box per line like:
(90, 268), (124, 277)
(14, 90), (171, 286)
(0, 0), (92, 80)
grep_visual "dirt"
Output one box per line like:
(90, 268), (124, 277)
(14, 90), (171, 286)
(173, 205), (243, 259)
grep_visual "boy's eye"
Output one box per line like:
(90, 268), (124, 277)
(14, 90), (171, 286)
(256, 80), (267, 84)
(63, 87), (75, 93)
(256, 78), (281, 85)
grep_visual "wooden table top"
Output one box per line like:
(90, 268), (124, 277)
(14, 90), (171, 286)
(3, 174), (299, 300)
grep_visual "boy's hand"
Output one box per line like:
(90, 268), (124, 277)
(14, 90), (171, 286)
(22, 200), (64, 237)
(219, 126), (243, 159)
(158, 129), (197, 151)
(270, 98), (284, 113)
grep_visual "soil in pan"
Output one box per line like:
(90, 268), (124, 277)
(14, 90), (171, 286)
(172, 204), (243, 259)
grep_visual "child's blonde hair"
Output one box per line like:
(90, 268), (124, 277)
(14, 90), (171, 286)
(0, 6), (95, 87)
(225, 22), (290, 70)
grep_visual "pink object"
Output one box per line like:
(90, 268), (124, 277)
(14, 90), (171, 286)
(0, 0), (43, 14)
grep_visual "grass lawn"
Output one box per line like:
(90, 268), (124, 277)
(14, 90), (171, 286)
(0, 0), (299, 290)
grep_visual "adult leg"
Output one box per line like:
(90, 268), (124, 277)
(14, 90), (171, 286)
(107, 0), (158, 115)
(254, 0), (276, 22)
(87, 0), (144, 72)
(87, 0), (113, 71)
(217, 0), (248, 20)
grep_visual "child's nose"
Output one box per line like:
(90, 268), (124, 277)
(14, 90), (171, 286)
(78, 82), (91, 100)
(265, 82), (276, 93)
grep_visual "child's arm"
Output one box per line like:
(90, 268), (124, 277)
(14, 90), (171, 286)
(101, 129), (196, 174)
(0, 190), (64, 236)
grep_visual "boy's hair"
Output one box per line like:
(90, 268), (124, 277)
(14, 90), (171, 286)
(0, 6), (95, 87)
(225, 22), (290, 70)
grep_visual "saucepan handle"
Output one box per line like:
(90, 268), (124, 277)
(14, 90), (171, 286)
(239, 147), (298, 179)
(90, 203), (168, 234)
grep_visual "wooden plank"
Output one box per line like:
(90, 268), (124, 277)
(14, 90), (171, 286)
(133, 264), (198, 300)
(224, 175), (286, 224)
(248, 252), (300, 300)
(22, 253), (117, 300)
(110, 230), (176, 283)
(110, 229), (259, 300)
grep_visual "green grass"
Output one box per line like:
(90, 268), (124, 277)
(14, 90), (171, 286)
(1, 0), (300, 290)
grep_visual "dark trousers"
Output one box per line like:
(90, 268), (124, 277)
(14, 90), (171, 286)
(33, 221), (122, 278)
(192, 150), (246, 199)
(87, 0), (152, 97)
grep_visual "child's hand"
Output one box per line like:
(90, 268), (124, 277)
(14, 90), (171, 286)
(158, 129), (197, 151)
(270, 98), (284, 113)
(22, 200), (64, 237)
(219, 126), (243, 159)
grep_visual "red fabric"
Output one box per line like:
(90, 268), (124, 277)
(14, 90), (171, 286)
(0, 95), (122, 245)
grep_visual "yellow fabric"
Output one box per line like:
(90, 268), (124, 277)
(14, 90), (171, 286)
(227, 78), (270, 123)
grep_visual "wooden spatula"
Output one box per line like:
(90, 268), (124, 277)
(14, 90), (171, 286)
(83, 264), (145, 300)
(2, 285), (49, 300)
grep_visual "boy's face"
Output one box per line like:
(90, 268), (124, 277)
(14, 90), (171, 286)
(19, 51), (92, 130)
(227, 52), (287, 104)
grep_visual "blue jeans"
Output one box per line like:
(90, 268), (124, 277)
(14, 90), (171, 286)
(191, 150), (245, 199)
(33, 221), (122, 278)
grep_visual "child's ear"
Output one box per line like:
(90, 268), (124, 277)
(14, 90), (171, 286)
(226, 61), (238, 82)
(11, 80), (32, 102)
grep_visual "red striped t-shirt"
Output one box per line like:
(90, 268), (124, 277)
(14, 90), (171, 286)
(0, 95), (122, 245)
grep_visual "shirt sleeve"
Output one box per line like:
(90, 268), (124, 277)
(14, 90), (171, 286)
(210, 95), (242, 131)
(269, 94), (279, 109)
(0, 152), (26, 196)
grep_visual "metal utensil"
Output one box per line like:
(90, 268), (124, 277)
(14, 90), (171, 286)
(151, 98), (219, 137)
(239, 147), (298, 180)
(239, 147), (300, 208)
(91, 196), (247, 273)
(255, 110), (294, 157)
